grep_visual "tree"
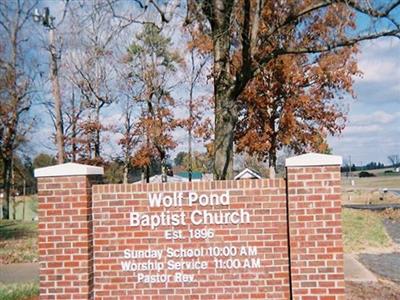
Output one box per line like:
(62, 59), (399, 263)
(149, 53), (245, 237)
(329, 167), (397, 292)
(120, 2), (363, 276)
(126, 24), (181, 181)
(183, 0), (400, 179)
(0, 155), (36, 217)
(174, 151), (187, 166)
(0, 0), (37, 219)
(66, 1), (126, 163)
(388, 155), (400, 168)
(236, 45), (358, 169)
(183, 151), (212, 173)
(180, 25), (213, 181)
(33, 6), (69, 164)
(33, 153), (57, 169)
(365, 161), (384, 170)
(104, 160), (124, 184)
(63, 89), (86, 162)
(118, 97), (139, 183)
(14, 156), (36, 196)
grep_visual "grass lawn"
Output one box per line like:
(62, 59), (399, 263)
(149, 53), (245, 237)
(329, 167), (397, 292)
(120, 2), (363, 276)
(0, 283), (39, 300)
(342, 175), (400, 204)
(0, 220), (38, 264)
(342, 175), (400, 189)
(6, 196), (38, 221)
(342, 189), (400, 204)
(342, 208), (392, 253)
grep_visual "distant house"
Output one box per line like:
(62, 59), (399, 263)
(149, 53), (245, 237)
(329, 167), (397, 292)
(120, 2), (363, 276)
(234, 168), (262, 180)
(152, 175), (187, 183)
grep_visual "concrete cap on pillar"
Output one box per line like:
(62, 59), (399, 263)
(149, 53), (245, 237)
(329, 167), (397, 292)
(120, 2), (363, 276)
(34, 162), (104, 178)
(285, 153), (342, 167)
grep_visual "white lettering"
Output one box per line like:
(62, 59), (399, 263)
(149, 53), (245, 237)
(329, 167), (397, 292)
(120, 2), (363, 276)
(148, 192), (184, 207)
(188, 192), (198, 205)
(124, 249), (131, 258)
(129, 211), (185, 229)
(219, 191), (229, 205)
(121, 260), (163, 272)
(167, 260), (208, 271)
(148, 193), (163, 207)
(188, 192), (230, 206)
(240, 246), (257, 256)
(123, 249), (163, 260)
(137, 273), (171, 283)
(174, 273), (195, 283)
(190, 209), (250, 225)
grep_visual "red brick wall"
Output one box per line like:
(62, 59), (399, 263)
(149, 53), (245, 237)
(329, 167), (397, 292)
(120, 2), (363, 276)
(287, 166), (345, 300)
(36, 165), (344, 300)
(92, 179), (290, 299)
(37, 175), (101, 300)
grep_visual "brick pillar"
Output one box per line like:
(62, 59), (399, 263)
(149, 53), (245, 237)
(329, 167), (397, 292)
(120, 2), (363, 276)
(286, 153), (345, 300)
(35, 163), (103, 300)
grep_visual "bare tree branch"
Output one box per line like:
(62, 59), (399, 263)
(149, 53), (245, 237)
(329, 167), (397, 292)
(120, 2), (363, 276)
(149, 0), (180, 23)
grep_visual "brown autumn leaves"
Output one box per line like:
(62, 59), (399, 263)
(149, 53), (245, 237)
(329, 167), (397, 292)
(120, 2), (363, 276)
(199, 2), (360, 169)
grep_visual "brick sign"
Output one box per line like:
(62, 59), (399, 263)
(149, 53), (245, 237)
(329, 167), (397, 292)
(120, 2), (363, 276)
(92, 179), (289, 299)
(35, 153), (345, 300)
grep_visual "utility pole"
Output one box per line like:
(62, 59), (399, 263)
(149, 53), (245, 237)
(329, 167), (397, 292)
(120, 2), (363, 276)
(33, 7), (65, 164)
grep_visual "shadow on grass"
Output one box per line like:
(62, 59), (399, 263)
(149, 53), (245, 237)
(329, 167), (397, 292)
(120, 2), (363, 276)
(0, 221), (37, 240)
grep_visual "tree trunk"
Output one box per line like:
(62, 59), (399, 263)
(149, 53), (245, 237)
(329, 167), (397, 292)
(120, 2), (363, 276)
(188, 125), (192, 182)
(213, 90), (236, 180)
(123, 154), (129, 184)
(123, 165), (128, 184)
(207, 0), (236, 180)
(268, 116), (277, 170)
(141, 168), (145, 183)
(94, 104), (101, 158)
(212, 45), (237, 179)
(49, 28), (65, 164)
(11, 158), (16, 220)
(268, 146), (277, 171)
(2, 20), (17, 220)
(145, 165), (150, 183)
(2, 157), (12, 220)
(71, 91), (77, 162)
(71, 119), (77, 162)
(188, 85), (193, 182)
(160, 150), (167, 182)
(95, 129), (100, 158)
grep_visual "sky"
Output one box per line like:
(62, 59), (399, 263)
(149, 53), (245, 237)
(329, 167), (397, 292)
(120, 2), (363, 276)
(328, 38), (400, 166)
